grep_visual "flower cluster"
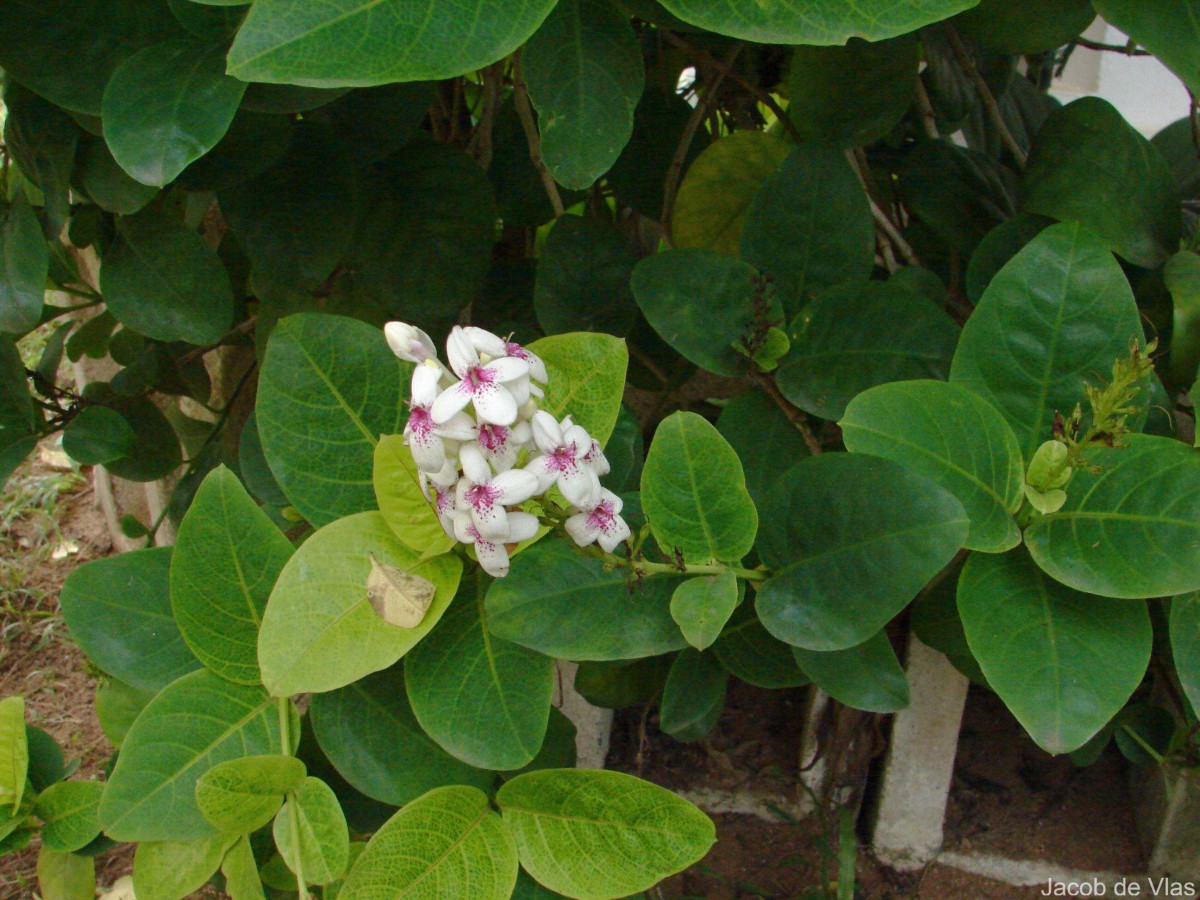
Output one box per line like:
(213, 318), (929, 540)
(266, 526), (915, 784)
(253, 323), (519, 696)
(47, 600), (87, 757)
(385, 322), (631, 577)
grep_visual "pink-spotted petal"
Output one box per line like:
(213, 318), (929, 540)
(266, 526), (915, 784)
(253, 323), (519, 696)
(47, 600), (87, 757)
(483, 356), (529, 384)
(463, 326), (508, 358)
(408, 430), (446, 473)
(565, 513), (598, 547)
(559, 465), (601, 508)
(563, 425), (592, 459)
(472, 383), (518, 426)
(430, 382), (474, 424)
(507, 375), (531, 408)
(473, 535), (511, 578)
(446, 327), (479, 379)
(452, 510), (475, 544)
(491, 468), (539, 505)
(584, 442), (611, 476)
(471, 502), (509, 542)
(524, 455), (557, 493)
(597, 515), (632, 553)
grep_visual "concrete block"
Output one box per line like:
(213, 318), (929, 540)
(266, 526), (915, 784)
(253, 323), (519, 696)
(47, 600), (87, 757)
(554, 661), (613, 769)
(1133, 762), (1200, 880)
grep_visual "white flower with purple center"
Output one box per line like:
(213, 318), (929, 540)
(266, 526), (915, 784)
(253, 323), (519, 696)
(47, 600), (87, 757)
(455, 444), (539, 541)
(452, 509), (540, 578)
(431, 327), (530, 427)
(476, 421), (530, 473)
(565, 489), (632, 553)
(525, 411), (602, 507)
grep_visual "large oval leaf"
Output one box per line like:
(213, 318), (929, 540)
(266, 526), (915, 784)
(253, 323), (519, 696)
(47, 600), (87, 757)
(34, 781), (104, 853)
(958, 549), (1152, 754)
(1170, 594), (1200, 718)
(406, 582), (554, 771)
(101, 39), (245, 187)
(99, 208), (234, 346)
(523, 0), (644, 190)
(373, 435), (455, 557)
(534, 216), (638, 337)
(659, 649), (727, 743)
(1022, 98), (1180, 269)
(791, 632), (910, 714)
(657, 0), (976, 44)
(273, 777), (350, 886)
(497, 768), (715, 899)
(1093, 0), (1200, 97)
(755, 453), (969, 652)
(950, 222), (1144, 461)
(97, 670), (282, 842)
(60, 547), (200, 692)
(526, 332), (628, 447)
(194, 755), (305, 835)
(227, 0), (557, 85)
(485, 539), (688, 661)
(840, 380), (1024, 553)
(641, 412), (757, 563)
(310, 664), (494, 807)
(955, 0), (1096, 54)
(0, 189), (48, 335)
(340, 786), (518, 900)
(258, 512), (462, 697)
(256, 313), (409, 527)
(171, 466), (294, 685)
(1026, 436), (1200, 599)
(775, 278), (960, 421)
(711, 604), (809, 690)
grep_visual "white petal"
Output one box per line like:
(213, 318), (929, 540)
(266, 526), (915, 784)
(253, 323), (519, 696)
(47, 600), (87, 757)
(529, 382), (544, 399)
(430, 382), (474, 424)
(563, 425), (592, 458)
(559, 465), (601, 508)
(507, 375), (531, 407)
(523, 351), (548, 383)
(446, 327), (479, 378)
(511, 422), (532, 445)
(451, 510), (475, 544)
(385, 322), (437, 363)
(473, 536), (511, 577)
(600, 489), (624, 515)
(597, 514), (632, 553)
(472, 502), (510, 541)
(531, 411), (562, 453)
(565, 513), (599, 547)
(507, 511), (540, 543)
(491, 468), (539, 505)
(436, 412), (476, 442)
(524, 455), (557, 493)
(427, 459), (459, 488)
(473, 383), (518, 426)
(464, 326), (508, 358)
(459, 443), (492, 484)
(584, 442), (611, 476)
(484, 356), (529, 384)
(408, 430), (446, 473)
(411, 363), (442, 405)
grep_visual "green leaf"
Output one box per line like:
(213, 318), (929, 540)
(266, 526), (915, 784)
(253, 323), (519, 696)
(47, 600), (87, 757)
(25, 727), (65, 795)
(955, 0), (1096, 54)
(59, 547), (200, 692)
(672, 131), (791, 254)
(340, 786), (517, 900)
(133, 833), (236, 900)
(632, 249), (780, 377)
(659, 650), (727, 743)
(325, 82), (436, 168)
(486, 539), (688, 661)
(574, 657), (673, 709)
(1022, 98), (1180, 268)
(602, 405), (644, 494)
(1165, 250), (1200, 387)
(741, 144), (874, 317)
(258, 511), (462, 696)
(168, 0), (248, 40)
(792, 632), (910, 714)
(1093, 0), (1200, 96)
(34, 781), (103, 853)
(171, 466), (294, 685)
(497, 768), (715, 899)
(101, 39), (246, 187)
(78, 138), (160, 214)
(527, 332), (628, 447)
(1026, 436), (1200, 598)
(98, 669), (284, 842)
(346, 138), (496, 328)
(535, 216), (638, 336)
(405, 581), (554, 771)
(671, 572), (739, 652)
(1, 84), (79, 234)
(958, 549), (1152, 754)
(177, 109), (294, 193)
(273, 777), (350, 886)
(840, 380), (1024, 553)
(373, 435), (455, 557)
(642, 412), (758, 563)
(712, 604), (809, 689)
(310, 664), (493, 807)
(194, 755), (306, 835)
(99, 208), (234, 345)
(0, 189), (48, 334)
(0, 697), (27, 815)
(237, 410), (288, 507)
(908, 559), (986, 685)
(950, 221), (1144, 461)
(783, 35), (919, 147)
(715, 391), (810, 512)
(523, 0), (644, 190)
(227, 0), (557, 85)
(1170, 594), (1200, 719)
(219, 123), (357, 294)
(61, 406), (136, 466)
(609, 88), (710, 217)
(776, 278), (960, 421)
(256, 313), (409, 527)
(86, 392), (182, 483)
(95, 679), (155, 749)
(221, 834), (267, 900)
(37, 849), (95, 900)
(964, 213), (1050, 305)
(755, 453), (969, 651)
(656, 0), (977, 44)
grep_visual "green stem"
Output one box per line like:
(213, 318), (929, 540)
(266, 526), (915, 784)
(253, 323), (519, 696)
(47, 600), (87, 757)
(1121, 724), (1166, 765)
(277, 696), (291, 757)
(574, 542), (768, 582)
(277, 697), (306, 899)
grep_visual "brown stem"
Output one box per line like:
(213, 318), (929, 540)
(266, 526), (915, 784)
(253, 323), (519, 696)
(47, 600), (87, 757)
(512, 53), (565, 218)
(751, 371), (823, 455)
(660, 42), (744, 245)
(944, 24), (1028, 170)
(913, 77), (940, 140)
(177, 317), (257, 366)
(1075, 36), (1150, 56)
(843, 149), (921, 269)
(468, 62), (504, 170)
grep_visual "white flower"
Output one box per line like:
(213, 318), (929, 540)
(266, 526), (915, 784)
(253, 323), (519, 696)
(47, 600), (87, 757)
(565, 489), (631, 553)
(431, 327), (529, 427)
(455, 444), (539, 540)
(405, 365), (449, 473)
(581, 437), (610, 477)
(453, 509), (540, 578)
(384, 321), (438, 364)
(525, 411), (601, 507)
(476, 421), (530, 473)
(505, 339), (548, 383)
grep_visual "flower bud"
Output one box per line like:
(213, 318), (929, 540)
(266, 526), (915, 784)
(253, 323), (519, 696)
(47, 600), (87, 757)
(384, 321), (438, 364)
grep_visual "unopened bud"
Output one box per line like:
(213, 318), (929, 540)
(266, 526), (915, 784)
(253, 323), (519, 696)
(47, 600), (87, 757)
(384, 321), (438, 364)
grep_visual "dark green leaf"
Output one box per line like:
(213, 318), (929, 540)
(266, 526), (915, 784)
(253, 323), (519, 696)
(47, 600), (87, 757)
(955, 0), (1096, 54)
(574, 656), (674, 709)
(755, 453), (968, 651)
(86, 392), (182, 483)
(1022, 97), (1180, 268)
(964, 213), (1049, 305)
(2, 83), (80, 234)
(659, 649), (727, 743)
(167, 0), (247, 40)
(1171, 593), (1200, 718)
(535, 216), (638, 336)
(609, 88), (710, 216)
(25, 727), (66, 794)
(177, 110), (295, 193)
(792, 632), (910, 714)
(60, 547), (200, 692)
(909, 564), (987, 685)
(237, 410), (289, 507)
(326, 82), (435, 167)
(602, 405), (644, 494)
(671, 572), (739, 652)
(78, 139), (159, 215)
(712, 603), (809, 689)
(95, 679), (155, 750)
(61, 406), (136, 466)
(0, 189), (48, 334)
(1093, 0), (1200, 96)
(715, 391), (811, 511)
